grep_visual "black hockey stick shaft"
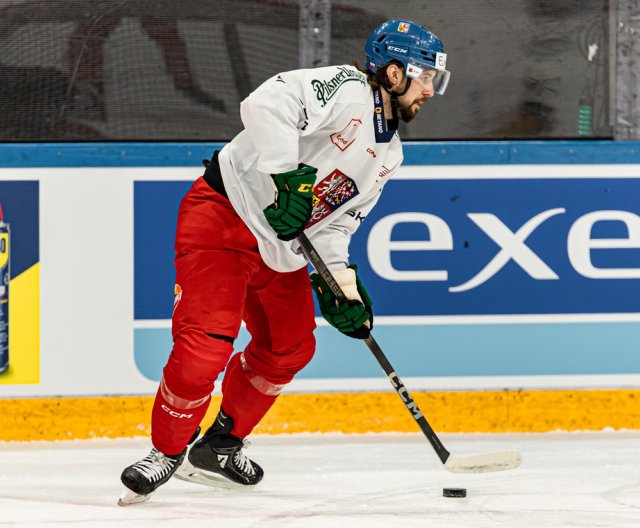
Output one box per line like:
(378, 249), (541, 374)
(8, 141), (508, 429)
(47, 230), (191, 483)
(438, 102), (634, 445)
(297, 232), (451, 464)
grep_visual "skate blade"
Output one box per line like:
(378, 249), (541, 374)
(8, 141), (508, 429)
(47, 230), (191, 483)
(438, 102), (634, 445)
(118, 486), (153, 506)
(174, 458), (243, 490)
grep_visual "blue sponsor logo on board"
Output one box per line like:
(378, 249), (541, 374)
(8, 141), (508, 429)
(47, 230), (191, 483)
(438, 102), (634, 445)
(351, 178), (640, 316)
(135, 178), (640, 319)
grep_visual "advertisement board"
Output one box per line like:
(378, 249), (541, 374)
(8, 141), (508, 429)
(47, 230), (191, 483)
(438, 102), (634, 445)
(0, 142), (639, 398)
(0, 181), (39, 385)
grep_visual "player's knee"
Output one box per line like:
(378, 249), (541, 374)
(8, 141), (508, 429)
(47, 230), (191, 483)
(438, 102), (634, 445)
(246, 333), (316, 384)
(287, 333), (316, 373)
(163, 330), (234, 397)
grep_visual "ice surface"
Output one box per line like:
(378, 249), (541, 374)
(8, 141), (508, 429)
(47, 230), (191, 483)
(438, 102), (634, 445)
(1, 431), (639, 527)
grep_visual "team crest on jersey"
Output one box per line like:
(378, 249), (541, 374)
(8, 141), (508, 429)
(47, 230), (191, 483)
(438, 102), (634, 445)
(330, 118), (362, 151)
(307, 169), (359, 227)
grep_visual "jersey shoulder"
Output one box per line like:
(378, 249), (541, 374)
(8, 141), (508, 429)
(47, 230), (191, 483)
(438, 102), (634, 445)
(302, 65), (370, 109)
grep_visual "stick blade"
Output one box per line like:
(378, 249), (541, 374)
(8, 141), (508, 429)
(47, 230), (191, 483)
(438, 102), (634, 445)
(444, 450), (522, 474)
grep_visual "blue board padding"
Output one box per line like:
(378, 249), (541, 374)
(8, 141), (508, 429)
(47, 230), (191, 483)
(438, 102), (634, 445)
(134, 322), (640, 382)
(1, 140), (640, 167)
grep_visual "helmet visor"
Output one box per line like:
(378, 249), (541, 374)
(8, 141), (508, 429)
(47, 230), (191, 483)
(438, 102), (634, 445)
(406, 62), (450, 95)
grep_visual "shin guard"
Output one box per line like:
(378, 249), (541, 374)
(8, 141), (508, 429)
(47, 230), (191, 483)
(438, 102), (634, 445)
(220, 352), (282, 438)
(151, 377), (210, 455)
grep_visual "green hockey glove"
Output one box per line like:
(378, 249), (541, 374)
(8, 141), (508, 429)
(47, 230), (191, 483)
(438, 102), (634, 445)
(263, 164), (317, 241)
(310, 264), (373, 339)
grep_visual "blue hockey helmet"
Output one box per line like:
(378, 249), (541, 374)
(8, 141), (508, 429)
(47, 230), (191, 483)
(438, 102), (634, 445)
(365, 19), (450, 95)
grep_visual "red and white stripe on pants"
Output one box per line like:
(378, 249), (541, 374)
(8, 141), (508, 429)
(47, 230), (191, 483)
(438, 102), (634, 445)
(152, 177), (316, 455)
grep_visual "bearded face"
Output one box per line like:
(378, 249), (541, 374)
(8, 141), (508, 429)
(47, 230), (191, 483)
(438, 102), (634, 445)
(397, 96), (424, 122)
(396, 90), (430, 122)
(395, 73), (434, 122)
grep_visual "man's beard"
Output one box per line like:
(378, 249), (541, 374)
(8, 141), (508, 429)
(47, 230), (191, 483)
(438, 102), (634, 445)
(398, 103), (418, 123)
(397, 100), (420, 123)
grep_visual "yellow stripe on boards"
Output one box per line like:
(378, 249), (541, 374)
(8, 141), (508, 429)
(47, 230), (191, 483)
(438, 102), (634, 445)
(1, 389), (639, 441)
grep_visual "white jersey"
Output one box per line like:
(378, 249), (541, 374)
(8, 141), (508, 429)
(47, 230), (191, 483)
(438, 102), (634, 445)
(218, 64), (403, 272)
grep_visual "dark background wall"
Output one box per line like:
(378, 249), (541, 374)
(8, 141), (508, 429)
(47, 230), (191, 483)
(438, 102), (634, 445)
(0, 0), (611, 141)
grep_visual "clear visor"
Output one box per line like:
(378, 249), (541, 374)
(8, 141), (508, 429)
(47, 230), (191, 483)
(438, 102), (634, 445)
(406, 63), (450, 95)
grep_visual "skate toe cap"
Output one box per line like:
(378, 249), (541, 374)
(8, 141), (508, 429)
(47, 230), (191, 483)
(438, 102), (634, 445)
(121, 467), (153, 496)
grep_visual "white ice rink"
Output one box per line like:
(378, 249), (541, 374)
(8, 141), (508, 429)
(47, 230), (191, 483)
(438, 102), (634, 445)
(1, 431), (639, 528)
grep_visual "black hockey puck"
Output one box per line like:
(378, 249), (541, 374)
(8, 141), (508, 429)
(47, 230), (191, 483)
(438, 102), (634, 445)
(443, 488), (467, 497)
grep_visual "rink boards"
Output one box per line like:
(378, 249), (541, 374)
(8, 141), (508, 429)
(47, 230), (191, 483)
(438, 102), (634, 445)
(0, 140), (639, 439)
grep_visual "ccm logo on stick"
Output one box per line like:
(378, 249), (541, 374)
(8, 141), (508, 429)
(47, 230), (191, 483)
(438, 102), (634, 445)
(367, 210), (640, 292)
(388, 372), (423, 419)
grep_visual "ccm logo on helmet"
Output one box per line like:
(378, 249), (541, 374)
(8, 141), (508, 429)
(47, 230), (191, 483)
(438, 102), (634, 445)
(388, 45), (408, 54)
(161, 405), (193, 419)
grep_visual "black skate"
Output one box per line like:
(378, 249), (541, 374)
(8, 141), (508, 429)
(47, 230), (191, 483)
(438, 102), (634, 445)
(118, 427), (200, 506)
(175, 410), (263, 487)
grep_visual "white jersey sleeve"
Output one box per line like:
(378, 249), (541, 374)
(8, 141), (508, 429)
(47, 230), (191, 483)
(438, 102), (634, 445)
(239, 75), (307, 174)
(239, 67), (347, 174)
(306, 187), (383, 271)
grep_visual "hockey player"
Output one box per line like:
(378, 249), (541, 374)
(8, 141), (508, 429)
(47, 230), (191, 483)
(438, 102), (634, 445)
(119, 19), (450, 505)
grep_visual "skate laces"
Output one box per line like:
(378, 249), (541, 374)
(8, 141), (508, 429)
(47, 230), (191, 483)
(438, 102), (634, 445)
(232, 440), (255, 477)
(133, 448), (178, 483)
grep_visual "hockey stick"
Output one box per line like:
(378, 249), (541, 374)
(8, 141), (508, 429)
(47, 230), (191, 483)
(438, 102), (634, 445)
(297, 232), (521, 474)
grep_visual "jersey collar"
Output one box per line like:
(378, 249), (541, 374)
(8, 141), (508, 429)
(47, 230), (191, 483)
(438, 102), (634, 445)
(372, 89), (398, 144)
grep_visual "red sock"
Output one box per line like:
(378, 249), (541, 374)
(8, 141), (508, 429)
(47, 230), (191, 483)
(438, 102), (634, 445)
(220, 352), (281, 438)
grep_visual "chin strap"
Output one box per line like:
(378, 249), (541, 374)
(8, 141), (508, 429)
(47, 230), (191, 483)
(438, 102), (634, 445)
(382, 76), (412, 97)
(398, 76), (412, 96)
(387, 95), (399, 130)
(380, 75), (411, 129)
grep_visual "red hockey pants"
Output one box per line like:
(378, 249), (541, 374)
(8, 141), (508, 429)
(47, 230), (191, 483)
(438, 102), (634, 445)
(151, 177), (316, 455)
